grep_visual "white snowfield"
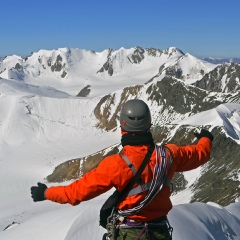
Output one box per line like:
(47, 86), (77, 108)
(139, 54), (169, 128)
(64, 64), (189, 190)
(174, 102), (240, 143)
(0, 47), (217, 97)
(0, 69), (240, 239)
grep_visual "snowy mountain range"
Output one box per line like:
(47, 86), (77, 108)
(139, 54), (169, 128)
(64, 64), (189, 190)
(0, 46), (216, 96)
(202, 57), (240, 64)
(0, 46), (240, 239)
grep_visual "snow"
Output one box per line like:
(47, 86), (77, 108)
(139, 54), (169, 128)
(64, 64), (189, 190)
(166, 53), (216, 84)
(0, 46), (217, 97)
(222, 74), (228, 91)
(0, 56), (240, 239)
(173, 103), (240, 143)
(169, 202), (240, 240)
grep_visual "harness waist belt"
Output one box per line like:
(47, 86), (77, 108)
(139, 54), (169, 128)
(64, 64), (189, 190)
(119, 216), (167, 229)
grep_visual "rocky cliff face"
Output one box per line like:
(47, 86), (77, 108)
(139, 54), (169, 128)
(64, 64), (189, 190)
(96, 46), (172, 76)
(93, 76), (239, 132)
(96, 48), (115, 76)
(153, 125), (240, 205)
(190, 127), (240, 205)
(195, 63), (240, 93)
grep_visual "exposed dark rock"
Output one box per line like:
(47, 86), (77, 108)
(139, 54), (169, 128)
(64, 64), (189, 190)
(153, 125), (240, 205)
(94, 94), (118, 130)
(3, 221), (20, 231)
(46, 146), (120, 182)
(24, 52), (33, 61)
(0, 68), (6, 75)
(165, 65), (183, 79)
(47, 58), (52, 67)
(144, 64), (166, 84)
(98, 61), (113, 76)
(82, 146), (119, 175)
(56, 55), (62, 62)
(46, 158), (80, 182)
(77, 85), (91, 97)
(171, 172), (188, 194)
(195, 63), (240, 93)
(97, 49), (114, 76)
(163, 47), (184, 57)
(158, 64), (165, 75)
(14, 63), (21, 70)
(94, 85), (143, 131)
(130, 46), (145, 64)
(190, 127), (240, 205)
(49, 54), (65, 72)
(61, 71), (67, 78)
(146, 48), (163, 57)
(93, 76), (236, 132)
(51, 63), (62, 72)
(146, 77), (222, 116)
(1, 56), (7, 61)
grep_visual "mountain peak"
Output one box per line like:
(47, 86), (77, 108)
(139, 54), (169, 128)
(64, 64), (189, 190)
(165, 46), (185, 55)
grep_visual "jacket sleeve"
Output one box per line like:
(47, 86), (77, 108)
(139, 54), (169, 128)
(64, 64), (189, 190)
(45, 156), (114, 205)
(166, 137), (212, 172)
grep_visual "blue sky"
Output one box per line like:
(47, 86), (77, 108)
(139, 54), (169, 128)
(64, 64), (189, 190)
(1, 0), (239, 58)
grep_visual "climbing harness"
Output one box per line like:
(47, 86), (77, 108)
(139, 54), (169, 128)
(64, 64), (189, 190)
(117, 216), (173, 240)
(118, 145), (169, 217)
(101, 145), (174, 240)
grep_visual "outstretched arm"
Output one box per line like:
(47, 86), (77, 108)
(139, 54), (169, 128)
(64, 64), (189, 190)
(166, 129), (213, 173)
(31, 157), (114, 205)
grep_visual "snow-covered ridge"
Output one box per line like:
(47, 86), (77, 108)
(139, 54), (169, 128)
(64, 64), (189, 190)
(195, 62), (240, 93)
(174, 103), (240, 143)
(0, 46), (217, 97)
(1, 195), (239, 240)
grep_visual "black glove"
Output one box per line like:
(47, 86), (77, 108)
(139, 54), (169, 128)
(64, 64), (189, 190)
(194, 129), (214, 141)
(31, 182), (47, 202)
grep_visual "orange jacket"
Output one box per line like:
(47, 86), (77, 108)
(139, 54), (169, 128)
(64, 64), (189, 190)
(45, 137), (212, 222)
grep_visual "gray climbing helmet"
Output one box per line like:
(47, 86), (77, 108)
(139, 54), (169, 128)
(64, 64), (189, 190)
(120, 99), (152, 132)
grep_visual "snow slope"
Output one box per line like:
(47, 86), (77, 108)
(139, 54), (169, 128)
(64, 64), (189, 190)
(168, 53), (216, 84)
(0, 71), (239, 239)
(174, 103), (240, 143)
(0, 47), (217, 97)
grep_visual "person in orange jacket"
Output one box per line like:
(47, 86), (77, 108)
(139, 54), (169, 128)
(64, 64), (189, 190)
(31, 99), (213, 240)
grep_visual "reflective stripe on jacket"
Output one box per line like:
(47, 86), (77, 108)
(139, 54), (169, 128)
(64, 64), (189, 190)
(45, 137), (212, 222)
